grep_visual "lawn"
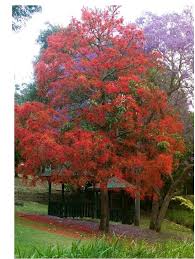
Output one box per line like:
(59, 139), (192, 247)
(15, 217), (79, 258)
(15, 201), (48, 215)
(15, 201), (193, 239)
(15, 201), (194, 258)
(15, 217), (194, 258)
(166, 209), (194, 230)
(140, 213), (193, 240)
(15, 177), (62, 193)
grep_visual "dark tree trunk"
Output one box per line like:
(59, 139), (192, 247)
(99, 184), (109, 232)
(149, 198), (160, 230)
(149, 164), (193, 232)
(155, 194), (172, 232)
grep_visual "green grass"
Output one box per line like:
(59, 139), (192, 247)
(166, 209), (194, 230)
(15, 217), (78, 258)
(15, 177), (62, 193)
(15, 201), (194, 258)
(140, 214), (193, 240)
(15, 234), (194, 258)
(15, 201), (193, 240)
(15, 201), (48, 215)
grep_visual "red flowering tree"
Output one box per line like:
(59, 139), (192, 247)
(15, 102), (66, 183)
(16, 6), (186, 232)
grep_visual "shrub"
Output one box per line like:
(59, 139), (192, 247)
(166, 209), (194, 230)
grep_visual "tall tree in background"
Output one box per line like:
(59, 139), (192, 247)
(15, 23), (61, 105)
(137, 8), (194, 140)
(37, 23), (61, 52)
(15, 82), (48, 104)
(136, 7), (194, 232)
(12, 5), (42, 31)
(136, 7), (193, 100)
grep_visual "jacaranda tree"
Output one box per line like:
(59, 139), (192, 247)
(136, 7), (194, 231)
(136, 7), (194, 100)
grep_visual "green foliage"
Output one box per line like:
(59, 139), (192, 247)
(140, 212), (193, 238)
(106, 105), (126, 129)
(61, 122), (74, 132)
(171, 196), (194, 211)
(147, 67), (161, 86)
(37, 23), (61, 51)
(157, 141), (170, 152)
(174, 151), (183, 159)
(81, 121), (97, 131)
(15, 149), (21, 167)
(12, 5), (42, 31)
(15, 201), (48, 215)
(185, 195), (194, 203)
(15, 83), (46, 104)
(116, 105), (127, 116)
(106, 114), (119, 129)
(70, 87), (89, 104)
(102, 68), (118, 81)
(15, 177), (62, 194)
(15, 235), (194, 258)
(166, 209), (194, 230)
(167, 196), (194, 230)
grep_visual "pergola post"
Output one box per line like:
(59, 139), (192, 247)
(62, 183), (65, 202)
(48, 180), (52, 215)
(134, 191), (140, 226)
(121, 190), (125, 223)
(61, 183), (65, 217)
(93, 190), (98, 219)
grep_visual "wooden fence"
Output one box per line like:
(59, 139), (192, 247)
(48, 190), (134, 224)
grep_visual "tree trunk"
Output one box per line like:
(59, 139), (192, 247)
(99, 184), (109, 233)
(149, 198), (160, 230)
(155, 194), (172, 232)
(150, 164), (193, 232)
(134, 191), (140, 226)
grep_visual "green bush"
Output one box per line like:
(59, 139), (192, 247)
(171, 196), (194, 210)
(166, 209), (194, 230)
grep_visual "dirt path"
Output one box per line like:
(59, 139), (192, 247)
(16, 212), (186, 242)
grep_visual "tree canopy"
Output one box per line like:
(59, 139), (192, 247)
(16, 6), (185, 196)
(15, 6), (190, 232)
(12, 5), (42, 31)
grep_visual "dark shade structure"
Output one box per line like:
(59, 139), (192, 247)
(44, 171), (135, 224)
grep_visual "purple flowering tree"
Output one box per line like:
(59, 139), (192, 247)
(137, 7), (193, 100)
(136, 7), (194, 232)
